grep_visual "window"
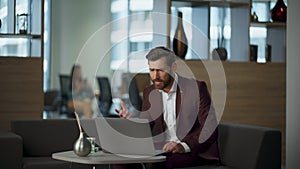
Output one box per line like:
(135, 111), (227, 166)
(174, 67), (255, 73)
(111, 0), (237, 68)
(43, 0), (51, 91)
(0, 0), (33, 57)
(110, 0), (153, 73)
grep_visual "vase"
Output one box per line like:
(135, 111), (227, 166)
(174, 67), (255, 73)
(173, 11), (188, 60)
(212, 47), (227, 61)
(270, 0), (287, 22)
(251, 11), (259, 22)
(73, 132), (91, 156)
(249, 44), (258, 62)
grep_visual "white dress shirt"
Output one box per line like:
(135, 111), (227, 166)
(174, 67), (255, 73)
(160, 73), (191, 152)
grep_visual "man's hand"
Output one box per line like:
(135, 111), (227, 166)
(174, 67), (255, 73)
(115, 100), (131, 118)
(163, 141), (185, 153)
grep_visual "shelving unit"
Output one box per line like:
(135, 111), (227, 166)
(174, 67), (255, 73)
(250, 0), (286, 62)
(0, 0), (44, 130)
(167, 0), (286, 62)
(171, 0), (249, 7)
(0, 33), (42, 39)
(250, 21), (286, 28)
(168, 0), (250, 61)
(0, 0), (44, 58)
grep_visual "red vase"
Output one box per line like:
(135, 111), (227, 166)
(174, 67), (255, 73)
(270, 0), (287, 22)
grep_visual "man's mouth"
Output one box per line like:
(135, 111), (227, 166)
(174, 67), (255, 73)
(153, 79), (163, 85)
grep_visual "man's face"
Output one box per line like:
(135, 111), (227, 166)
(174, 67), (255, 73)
(148, 57), (174, 93)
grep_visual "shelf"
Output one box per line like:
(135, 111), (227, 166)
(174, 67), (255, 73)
(250, 22), (286, 28)
(171, 0), (249, 8)
(252, 0), (277, 2)
(0, 33), (42, 39)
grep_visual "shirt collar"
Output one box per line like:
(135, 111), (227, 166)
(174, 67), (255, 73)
(169, 73), (178, 93)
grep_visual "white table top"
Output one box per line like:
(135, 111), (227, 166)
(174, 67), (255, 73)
(52, 150), (166, 165)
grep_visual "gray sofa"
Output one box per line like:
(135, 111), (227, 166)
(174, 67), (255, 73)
(0, 119), (281, 169)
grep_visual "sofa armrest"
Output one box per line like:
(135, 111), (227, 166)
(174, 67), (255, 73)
(256, 130), (282, 169)
(218, 122), (282, 169)
(0, 131), (23, 169)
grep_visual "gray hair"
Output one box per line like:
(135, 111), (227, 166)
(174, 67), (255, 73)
(146, 46), (177, 66)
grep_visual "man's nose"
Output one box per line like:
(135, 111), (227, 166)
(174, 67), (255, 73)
(154, 70), (160, 78)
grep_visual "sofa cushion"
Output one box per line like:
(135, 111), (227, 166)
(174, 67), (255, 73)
(11, 119), (79, 157)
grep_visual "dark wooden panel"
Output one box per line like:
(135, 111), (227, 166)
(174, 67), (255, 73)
(0, 57), (43, 130)
(184, 60), (286, 165)
(184, 61), (286, 129)
(0, 112), (42, 131)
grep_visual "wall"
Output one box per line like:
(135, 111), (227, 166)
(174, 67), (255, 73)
(286, 0), (300, 168)
(51, 0), (112, 90)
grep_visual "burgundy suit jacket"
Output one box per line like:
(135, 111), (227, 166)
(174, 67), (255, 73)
(140, 75), (220, 161)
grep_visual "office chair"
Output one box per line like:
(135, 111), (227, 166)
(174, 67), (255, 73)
(44, 90), (60, 111)
(96, 77), (114, 117)
(58, 74), (74, 117)
(128, 76), (143, 111)
(44, 89), (61, 118)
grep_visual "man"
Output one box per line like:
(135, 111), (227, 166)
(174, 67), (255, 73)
(115, 46), (219, 169)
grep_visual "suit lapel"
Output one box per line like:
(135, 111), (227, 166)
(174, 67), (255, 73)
(176, 85), (182, 118)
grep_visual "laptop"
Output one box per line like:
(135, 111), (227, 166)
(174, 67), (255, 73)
(94, 117), (166, 157)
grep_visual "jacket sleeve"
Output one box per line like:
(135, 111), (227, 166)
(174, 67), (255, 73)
(182, 81), (219, 156)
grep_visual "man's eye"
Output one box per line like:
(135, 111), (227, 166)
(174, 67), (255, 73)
(149, 69), (165, 72)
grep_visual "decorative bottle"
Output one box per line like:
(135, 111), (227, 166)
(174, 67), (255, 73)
(73, 132), (91, 157)
(270, 0), (287, 22)
(173, 11), (188, 60)
(73, 112), (91, 157)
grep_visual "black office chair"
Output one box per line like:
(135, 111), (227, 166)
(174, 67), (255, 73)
(96, 77), (113, 117)
(44, 89), (61, 118)
(128, 76), (143, 111)
(58, 74), (74, 117)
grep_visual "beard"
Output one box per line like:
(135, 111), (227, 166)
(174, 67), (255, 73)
(152, 74), (174, 91)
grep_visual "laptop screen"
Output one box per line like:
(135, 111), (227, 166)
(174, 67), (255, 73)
(95, 117), (159, 157)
